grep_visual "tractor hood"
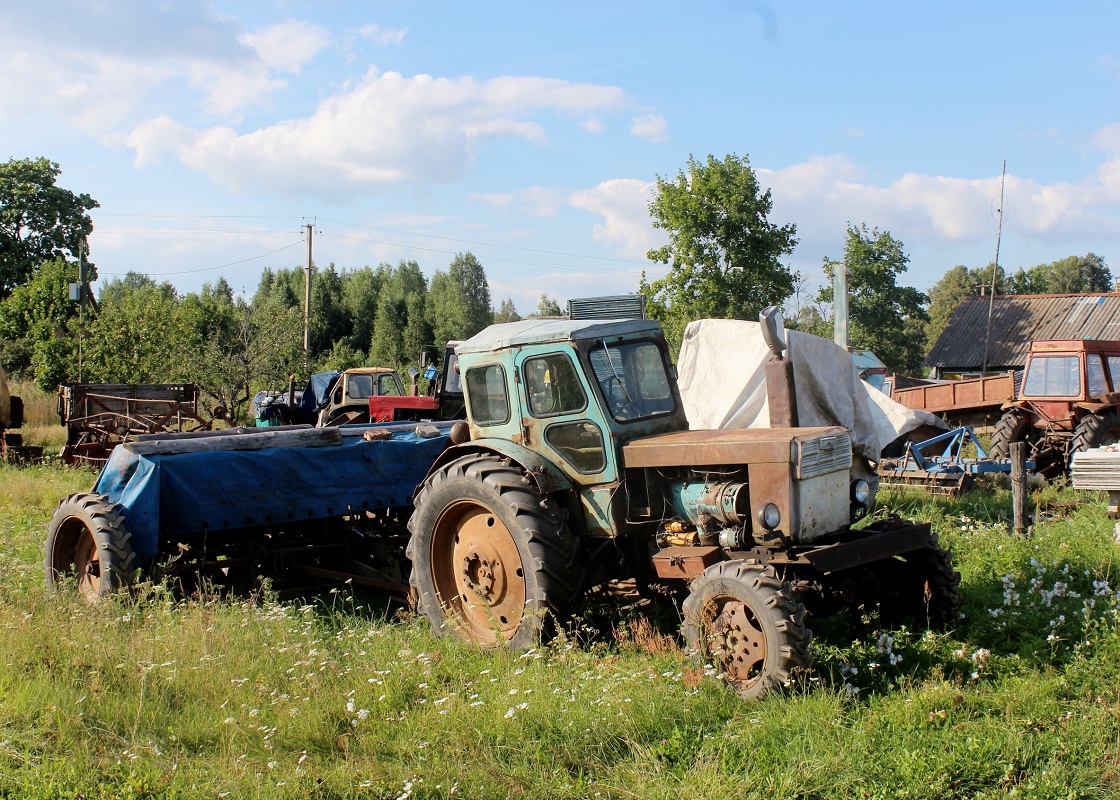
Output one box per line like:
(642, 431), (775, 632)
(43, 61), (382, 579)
(623, 426), (852, 477)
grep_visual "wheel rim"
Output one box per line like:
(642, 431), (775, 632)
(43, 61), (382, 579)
(701, 595), (767, 691)
(430, 500), (526, 645)
(53, 518), (102, 600)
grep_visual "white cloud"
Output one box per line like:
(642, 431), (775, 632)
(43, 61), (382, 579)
(240, 21), (330, 73)
(0, 5), (319, 134)
(581, 118), (605, 134)
(470, 187), (568, 217)
(358, 24), (408, 45)
(630, 114), (668, 142)
(128, 69), (631, 198)
(569, 178), (661, 257)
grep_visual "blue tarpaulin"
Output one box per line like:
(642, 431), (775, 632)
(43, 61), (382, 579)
(92, 426), (450, 563)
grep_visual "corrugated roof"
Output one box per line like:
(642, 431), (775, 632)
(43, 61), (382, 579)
(924, 293), (1120, 370)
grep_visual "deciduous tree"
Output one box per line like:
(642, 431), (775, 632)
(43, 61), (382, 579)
(640, 153), (797, 352)
(0, 157), (98, 298)
(818, 224), (928, 376)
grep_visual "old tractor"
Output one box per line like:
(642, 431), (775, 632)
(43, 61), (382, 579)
(407, 312), (960, 698)
(989, 339), (1120, 475)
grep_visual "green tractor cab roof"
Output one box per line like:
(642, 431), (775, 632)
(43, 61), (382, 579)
(456, 318), (662, 355)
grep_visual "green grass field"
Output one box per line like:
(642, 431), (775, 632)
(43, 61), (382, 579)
(2, 465), (1120, 798)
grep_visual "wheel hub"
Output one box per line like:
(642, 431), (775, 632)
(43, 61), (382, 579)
(708, 599), (766, 685)
(461, 551), (499, 600)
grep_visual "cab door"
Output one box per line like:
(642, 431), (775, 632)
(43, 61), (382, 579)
(514, 348), (620, 537)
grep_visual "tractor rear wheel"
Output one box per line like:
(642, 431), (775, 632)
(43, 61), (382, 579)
(407, 455), (580, 649)
(1069, 411), (1120, 468)
(898, 538), (962, 629)
(989, 408), (1030, 459)
(682, 561), (811, 699)
(45, 493), (137, 599)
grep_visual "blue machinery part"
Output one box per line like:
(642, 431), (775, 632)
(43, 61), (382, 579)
(879, 426), (1035, 495)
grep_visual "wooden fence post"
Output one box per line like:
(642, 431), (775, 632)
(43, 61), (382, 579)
(1011, 441), (1029, 534)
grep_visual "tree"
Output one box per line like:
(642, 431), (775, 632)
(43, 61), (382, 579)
(0, 157), (99, 299)
(1009, 253), (1113, 294)
(640, 153), (798, 353)
(83, 274), (184, 384)
(924, 264), (1005, 352)
(494, 297), (521, 323)
(818, 224), (928, 376)
(534, 294), (562, 317)
(369, 261), (430, 367)
(0, 257), (81, 386)
(427, 251), (493, 345)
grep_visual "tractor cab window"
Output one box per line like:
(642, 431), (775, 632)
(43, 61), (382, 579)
(524, 354), (587, 417)
(465, 364), (510, 426)
(1108, 357), (1120, 391)
(377, 373), (402, 396)
(1023, 355), (1081, 398)
(1088, 355), (1108, 398)
(588, 340), (674, 422)
(443, 354), (462, 394)
(345, 374), (373, 400)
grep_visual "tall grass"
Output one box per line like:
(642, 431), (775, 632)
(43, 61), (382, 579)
(9, 378), (66, 449)
(2, 464), (1120, 798)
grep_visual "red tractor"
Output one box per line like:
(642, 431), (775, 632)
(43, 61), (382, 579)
(990, 339), (1120, 475)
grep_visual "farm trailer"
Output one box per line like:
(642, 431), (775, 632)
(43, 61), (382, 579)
(47, 312), (961, 699)
(57, 383), (217, 467)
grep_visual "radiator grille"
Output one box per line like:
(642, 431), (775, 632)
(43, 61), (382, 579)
(796, 431), (852, 480)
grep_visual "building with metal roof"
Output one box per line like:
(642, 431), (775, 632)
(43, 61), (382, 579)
(924, 293), (1120, 377)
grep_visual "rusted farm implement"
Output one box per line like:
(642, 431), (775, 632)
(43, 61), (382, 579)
(57, 383), (216, 467)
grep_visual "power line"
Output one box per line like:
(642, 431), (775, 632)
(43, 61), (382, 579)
(316, 230), (648, 279)
(316, 216), (651, 267)
(98, 239), (306, 277)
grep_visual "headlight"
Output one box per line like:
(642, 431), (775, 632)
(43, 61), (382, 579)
(757, 503), (781, 531)
(851, 479), (870, 504)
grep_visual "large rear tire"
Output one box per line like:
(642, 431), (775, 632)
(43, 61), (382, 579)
(682, 561), (811, 699)
(1069, 411), (1120, 469)
(989, 408), (1029, 459)
(45, 493), (137, 599)
(407, 455), (580, 649)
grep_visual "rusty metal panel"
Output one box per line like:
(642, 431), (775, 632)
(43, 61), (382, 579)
(925, 294), (1120, 372)
(800, 522), (932, 574)
(623, 426), (847, 468)
(652, 545), (724, 579)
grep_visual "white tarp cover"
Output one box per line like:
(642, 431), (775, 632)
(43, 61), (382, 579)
(676, 319), (946, 471)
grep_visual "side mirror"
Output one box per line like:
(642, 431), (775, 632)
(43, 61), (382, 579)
(759, 306), (787, 358)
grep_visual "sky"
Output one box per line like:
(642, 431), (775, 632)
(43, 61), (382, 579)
(3, 1), (1120, 317)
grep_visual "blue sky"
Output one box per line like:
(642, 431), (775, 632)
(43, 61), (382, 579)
(3, 1), (1120, 316)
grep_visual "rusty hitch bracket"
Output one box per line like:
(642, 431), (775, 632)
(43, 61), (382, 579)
(768, 521), (934, 575)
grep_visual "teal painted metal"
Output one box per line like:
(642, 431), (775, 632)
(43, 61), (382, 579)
(668, 480), (751, 528)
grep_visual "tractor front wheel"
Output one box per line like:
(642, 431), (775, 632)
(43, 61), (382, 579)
(682, 561), (811, 699)
(45, 493), (137, 599)
(989, 408), (1030, 460)
(407, 455), (580, 650)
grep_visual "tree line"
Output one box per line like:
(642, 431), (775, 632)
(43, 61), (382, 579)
(0, 155), (1115, 420)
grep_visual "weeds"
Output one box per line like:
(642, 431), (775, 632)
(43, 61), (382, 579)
(4, 462), (1120, 797)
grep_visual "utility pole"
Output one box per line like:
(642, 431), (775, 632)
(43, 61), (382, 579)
(832, 262), (850, 349)
(304, 223), (314, 361)
(981, 161), (1006, 376)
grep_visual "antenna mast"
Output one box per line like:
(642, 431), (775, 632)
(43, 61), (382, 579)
(981, 160), (1006, 375)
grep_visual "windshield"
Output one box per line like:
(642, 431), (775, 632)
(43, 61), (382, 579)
(588, 340), (674, 422)
(1023, 355), (1081, 398)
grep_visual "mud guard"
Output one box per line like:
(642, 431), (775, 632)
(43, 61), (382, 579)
(420, 440), (573, 495)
